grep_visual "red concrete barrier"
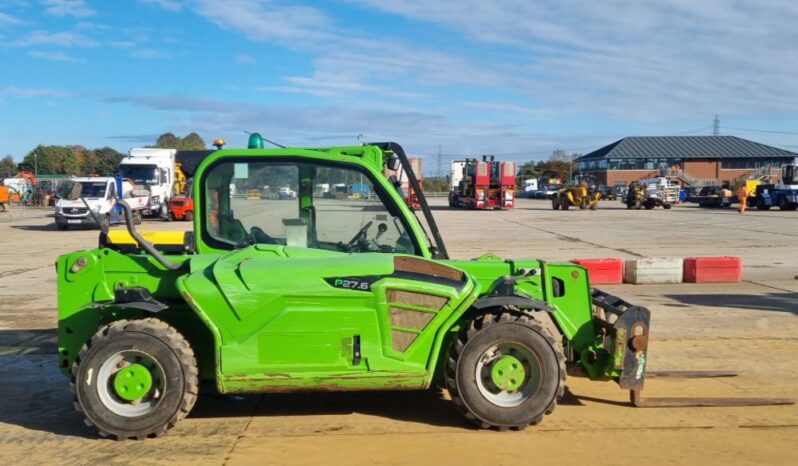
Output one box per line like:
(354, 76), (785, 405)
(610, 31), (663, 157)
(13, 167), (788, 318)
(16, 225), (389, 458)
(683, 256), (742, 283)
(571, 258), (624, 284)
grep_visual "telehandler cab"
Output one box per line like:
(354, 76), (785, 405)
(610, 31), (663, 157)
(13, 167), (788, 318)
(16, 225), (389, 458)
(56, 136), (792, 439)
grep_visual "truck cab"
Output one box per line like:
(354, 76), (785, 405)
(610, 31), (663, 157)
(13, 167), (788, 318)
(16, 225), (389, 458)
(120, 148), (176, 217)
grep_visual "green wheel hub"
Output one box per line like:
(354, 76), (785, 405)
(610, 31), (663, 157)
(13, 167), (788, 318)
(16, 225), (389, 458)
(490, 355), (526, 391)
(113, 363), (153, 401)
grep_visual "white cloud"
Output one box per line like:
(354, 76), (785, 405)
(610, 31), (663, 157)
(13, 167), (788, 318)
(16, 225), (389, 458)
(193, 0), (332, 44)
(131, 48), (170, 59)
(348, 0), (798, 120)
(42, 0), (96, 17)
(110, 40), (136, 49)
(0, 86), (71, 97)
(235, 53), (256, 64)
(139, 0), (184, 12)
(13, 30), (99, 47)
(0, 11), (24, 25)
(29, 50), (84, 62)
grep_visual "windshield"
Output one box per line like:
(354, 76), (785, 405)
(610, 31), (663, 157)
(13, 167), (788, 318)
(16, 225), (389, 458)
(120, 164), (158, 185)
(79, 181), (108, 198)
(203, 160), (417, 255)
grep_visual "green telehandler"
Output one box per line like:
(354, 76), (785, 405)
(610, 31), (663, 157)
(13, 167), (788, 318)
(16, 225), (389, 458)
(56, 136), (792, 439)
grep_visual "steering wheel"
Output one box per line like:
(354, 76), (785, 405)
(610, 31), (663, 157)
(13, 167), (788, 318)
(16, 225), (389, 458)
(249, 226), (276, 244)
(346, 221), (373, 248)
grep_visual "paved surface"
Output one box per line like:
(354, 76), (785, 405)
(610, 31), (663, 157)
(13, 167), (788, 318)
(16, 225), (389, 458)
(0, 199), (796, 465)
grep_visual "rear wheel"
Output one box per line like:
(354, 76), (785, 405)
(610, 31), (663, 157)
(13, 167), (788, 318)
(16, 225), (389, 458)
(445, 311), (566, 430)
(184, 211), (193, 222)
(72, 318), (198, 439)
(663, 204), (672, 210)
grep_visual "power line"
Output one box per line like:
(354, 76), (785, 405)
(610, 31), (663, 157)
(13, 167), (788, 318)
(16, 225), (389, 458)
(723, 126), (798, 135)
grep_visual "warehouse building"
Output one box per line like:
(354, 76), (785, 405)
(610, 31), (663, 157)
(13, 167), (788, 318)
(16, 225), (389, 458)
(576, 136), (797, 188)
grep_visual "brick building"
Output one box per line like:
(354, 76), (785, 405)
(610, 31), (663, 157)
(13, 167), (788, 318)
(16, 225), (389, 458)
(576, 136), (797, 188)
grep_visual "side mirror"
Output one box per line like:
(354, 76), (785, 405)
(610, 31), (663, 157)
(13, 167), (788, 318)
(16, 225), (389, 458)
(58, 181), (82, 200)
(387, 153), (400, 171)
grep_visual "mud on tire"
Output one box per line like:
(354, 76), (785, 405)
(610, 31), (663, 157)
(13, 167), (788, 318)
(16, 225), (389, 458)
(445, 310), (566, 430)
(71, 318), (198, 440)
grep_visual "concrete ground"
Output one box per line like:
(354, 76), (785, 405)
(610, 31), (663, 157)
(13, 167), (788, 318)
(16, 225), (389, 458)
(0, 198), (796, 465)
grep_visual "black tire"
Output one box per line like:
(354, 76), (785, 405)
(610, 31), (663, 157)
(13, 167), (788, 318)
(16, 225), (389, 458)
(560, 195), (569, 210)
(184, 211), (193, 222)
(663, 204), (672, 210)
(445, 311), (566, 430)
(72, 318), (198, 439)
(57, 223), (68, 230)
(551, 196), (559, 210)
(99, 215), (110, 231)
(133, 210), (143, 225)
(757, 198), (770, 211)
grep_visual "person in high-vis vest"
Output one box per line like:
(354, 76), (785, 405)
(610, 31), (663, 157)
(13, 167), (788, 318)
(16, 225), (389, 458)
(737, 184), (748, 214)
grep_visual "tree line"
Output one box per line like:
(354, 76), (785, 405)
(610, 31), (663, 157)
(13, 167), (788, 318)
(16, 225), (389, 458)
(0, 132), (206, 178)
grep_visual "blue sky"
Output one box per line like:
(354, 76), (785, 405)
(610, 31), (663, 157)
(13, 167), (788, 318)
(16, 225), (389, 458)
(1, 0), (798, 170)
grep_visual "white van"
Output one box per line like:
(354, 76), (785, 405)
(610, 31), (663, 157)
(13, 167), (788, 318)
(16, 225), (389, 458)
(55, 177), (148, 230)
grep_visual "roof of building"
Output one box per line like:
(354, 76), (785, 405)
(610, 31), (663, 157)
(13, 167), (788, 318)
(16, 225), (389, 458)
(577, 136), (797, 161)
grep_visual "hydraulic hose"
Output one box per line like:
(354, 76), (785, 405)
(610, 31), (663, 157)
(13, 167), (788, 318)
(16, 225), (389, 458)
(117, 199), (184, 271)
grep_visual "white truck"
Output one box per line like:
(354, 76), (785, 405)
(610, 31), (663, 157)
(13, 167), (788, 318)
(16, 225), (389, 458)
(119, 148), (177, 218)
(55, 177), (149, 230)
(449, 160), (466, 192)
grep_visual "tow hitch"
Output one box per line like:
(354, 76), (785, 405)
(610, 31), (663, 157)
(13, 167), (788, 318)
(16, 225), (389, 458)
(591, 289), (795, 408)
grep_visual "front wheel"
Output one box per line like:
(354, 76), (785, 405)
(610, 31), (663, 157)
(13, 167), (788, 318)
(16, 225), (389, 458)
(445, 311), (565, 430)
(184, 211), (193, 222)
(72, 318), (198, 439)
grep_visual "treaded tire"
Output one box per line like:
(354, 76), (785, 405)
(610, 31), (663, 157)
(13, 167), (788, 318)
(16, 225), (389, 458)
(445, 310), (566, 430)
(71, 318), (198, 440)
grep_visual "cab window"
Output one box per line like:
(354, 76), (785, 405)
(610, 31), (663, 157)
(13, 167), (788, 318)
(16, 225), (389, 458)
(203, 159), (416, 254)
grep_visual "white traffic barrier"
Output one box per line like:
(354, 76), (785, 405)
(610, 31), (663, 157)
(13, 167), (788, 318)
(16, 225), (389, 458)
(624, 257), (684, 284)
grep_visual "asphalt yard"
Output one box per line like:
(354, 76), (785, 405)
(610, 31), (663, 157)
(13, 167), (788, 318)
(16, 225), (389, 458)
(0, 198), (796, 465)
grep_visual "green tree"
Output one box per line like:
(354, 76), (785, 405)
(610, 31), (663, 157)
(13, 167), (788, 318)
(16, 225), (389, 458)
(80, 148), (102, 175)
(0, 155), (17, 177)
(20, 145), (77, 175)
(155, 132), (181, 149)
(180, 132), (206, 150)
(95, 147), (124, 175)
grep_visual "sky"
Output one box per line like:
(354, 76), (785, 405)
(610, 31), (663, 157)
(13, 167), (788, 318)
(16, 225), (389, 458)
(1, 0), (798, 172)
